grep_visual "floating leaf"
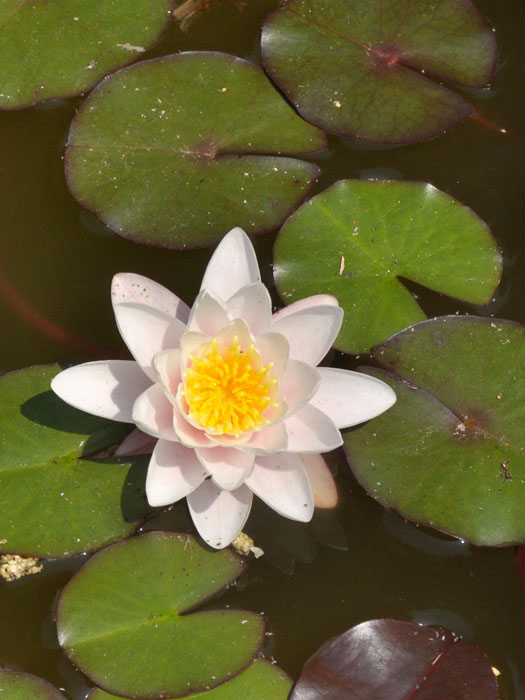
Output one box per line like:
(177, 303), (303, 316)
(262, 0), (497, 144)
(65, 52), (325, 249)
(292, 618), (499, 699)
(0, 365), (150, 558)
(274, 180), (502, 354)
(344, 316), (525, 546)
(0, 0), (173, 109)
(0, 668), (66, 700)
(85, 659), (292, 700)
(56, 532), (265, 698)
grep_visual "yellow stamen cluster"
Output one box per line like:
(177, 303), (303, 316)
(183, 336), (277, 436)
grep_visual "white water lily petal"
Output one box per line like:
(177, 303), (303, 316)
(214, 318), (254, 353)
(280, 359), (320, 415)
(200, 227), (260, 301)
(285, 404), (342, 453)
(153, 348), (182, 400)
(114, 303), (186, 381)
(272, 294), (339, 321)
(112, 272), (190, 323)
(245, 453), (314, 521)
(207, 431), (254, 447)
(226, 282), (272, 335)
(132, 384), (178, 441)
(244, 421), (288, 454)
(180, 331), (212, 368)
(310, 367), (397, 428)
(51, 361), (151, 422)
(299, 454), (338, 509)
(272, 303), (343, 366)
(187, 289), (231, 335)
(196, 447), (255, 491)
(146, 440), (208, 507)
(188, 481), (253, 549)
(255, 332), (289, 379)
(172, 401), (214, 448)
(114, 428), (156, 457)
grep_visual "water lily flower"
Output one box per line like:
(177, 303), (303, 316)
(52, 228), (396, 548)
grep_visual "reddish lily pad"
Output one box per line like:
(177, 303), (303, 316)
(0, 365), (150, 558)
(344, 316), (525, 546)
(0, 0), (173, 109)
(291, 619), (499, 699)
(56, 532), (265, 698)
(0, 668), (66, 699)
(274, 180), (502, 355)
(65, 52), (325, 249)
(262, 0), (497, 144)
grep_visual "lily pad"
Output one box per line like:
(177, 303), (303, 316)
(0, 668), (66, 700)
(65, 51), (325, 248)
(0, 365), (150, 558)
(85, 659), (292, 700)
(291, 619), (499, 699)
(344, 316), (525, 546)
(0, 0), (173, 109)
(262, 0), (497, 144)
(274, 180), (502, 354)
(56, 532), (265, 698)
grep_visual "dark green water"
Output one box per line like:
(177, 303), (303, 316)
(1, 0), (524, 697)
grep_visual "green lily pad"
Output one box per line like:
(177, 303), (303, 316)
(65, 51), (326, 249)
(0, 0), (173, 109)
(85, 659), (292, 700)
(56, 532), (265, 698)
(262, 0), (497, 144)
(0, 365), (150, 558)
(0, 668), (66, 699)
(344, 316), (525, 546)
(274, 180), (502, 354)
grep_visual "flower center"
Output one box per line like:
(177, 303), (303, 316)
(183, 336), (277, 436)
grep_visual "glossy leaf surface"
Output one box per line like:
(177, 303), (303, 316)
(344, 317), (525, 545)
(292, 619), (499, 699)
(0, 668), (66, 699)
(66, 52), (325, 248)
(262, 0), (497, 144)
(0, 0), (173, 109)
(0, 365), (149, 557)
(56, 532), (265, 698)
(274, 180), (501, 354)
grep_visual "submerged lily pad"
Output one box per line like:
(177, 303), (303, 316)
(0, 0), (173, 109)
(274, 180), (502, 354)
(0, 668), (66, 699)
(57, 532), (264, 698)
(0, 365), (150, 558)
(292, 619), (498, 699)
(344, 316), (525, 546)
(85, 659), (292, 700)
(262, 0), (497, 144)
(65, 51), (325, 248)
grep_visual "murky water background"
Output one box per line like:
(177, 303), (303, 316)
(1, 0), (524, 697)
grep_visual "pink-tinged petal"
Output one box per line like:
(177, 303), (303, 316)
(299, 454), (338, 509)
(272, 304), (343, 366)
(280, 360), (320, 415)
(284, 404), (342, 453)
(152, 348), (182, 401)
(245, 453), (314, 522)
(111, 272), (190, 323)
(200, 227), (260, 301)
(272, 294), (339, 321)
(146, 439), (208, 507)
(243, 421), (288, 454)
(114, 429), (156, 457)
(226, 283), (272, 335)
(51, 361), (151, 422)
(255, 332), (289, 379)
(114, 303), (186, 381)
(180, 331), (212, 368)
(207, 431), (254, 447)
(262, 387), (288, 425)
(187, 481), (253, 549)
(196, 447), (255, 491)
(213, 318), (254, 354)
(132, 384), (178, 441)
(187, 290), (231, 335)
(310, 368), (397, 428)
(173, 400), (214, 448)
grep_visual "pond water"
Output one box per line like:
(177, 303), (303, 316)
(1, 0), (524, 697)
